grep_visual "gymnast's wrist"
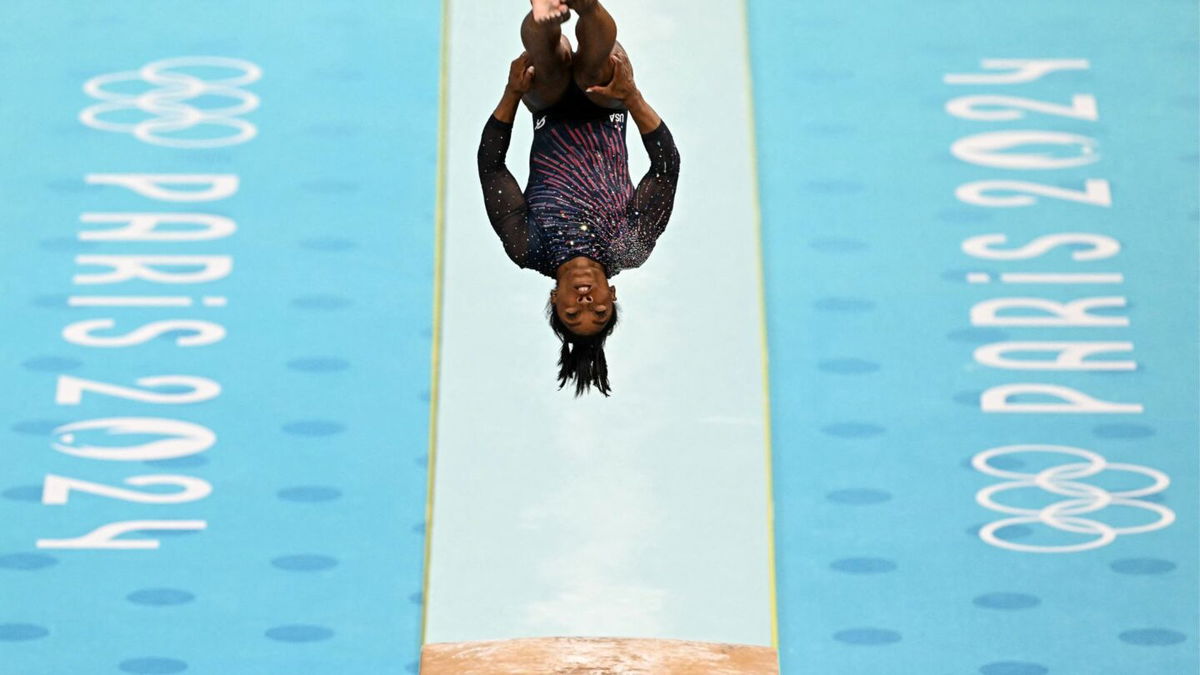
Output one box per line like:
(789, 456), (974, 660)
(493, 91), (521, 122)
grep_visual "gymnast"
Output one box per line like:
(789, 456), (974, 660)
(477, 0), (681, 397)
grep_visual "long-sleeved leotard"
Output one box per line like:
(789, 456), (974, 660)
(476, 87), (680, 278)
(477, 115), (533, 266)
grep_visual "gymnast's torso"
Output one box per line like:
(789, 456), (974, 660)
(476, 81), (680, 279)
(523, 84), (638, 277)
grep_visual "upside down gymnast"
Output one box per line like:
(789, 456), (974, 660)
(477, 0), (681, 396)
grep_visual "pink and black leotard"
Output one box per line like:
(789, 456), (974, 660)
(476, 83), (680, 278)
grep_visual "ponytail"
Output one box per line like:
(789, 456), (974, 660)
(547, 299), (619, 397)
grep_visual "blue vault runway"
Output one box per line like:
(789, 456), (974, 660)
(0, 1), (1196, 673)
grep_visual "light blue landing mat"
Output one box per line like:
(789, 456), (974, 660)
(0, 2), (439, 673)
(425, 0), (773, 648)
(751, 0), (1199, 673)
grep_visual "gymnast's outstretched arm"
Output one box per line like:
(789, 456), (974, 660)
(627, 101), (680, 246)
(478, 54), (536, 267)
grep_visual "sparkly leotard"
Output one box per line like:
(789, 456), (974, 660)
(477, 83), (680, 278)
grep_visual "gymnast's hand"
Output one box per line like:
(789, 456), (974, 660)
(506, 52), (536, 96)
(586, 53), (639, 104)
(590, 52), (662, 134)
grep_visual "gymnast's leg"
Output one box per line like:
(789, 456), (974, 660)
(520, 8), (574, 112)
(567, 0), (625, 109)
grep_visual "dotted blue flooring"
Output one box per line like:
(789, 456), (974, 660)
(0, 1), (439, 673)
(751, 0), (1198, 673)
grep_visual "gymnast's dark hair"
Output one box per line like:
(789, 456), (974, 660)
(546, 298), (619, 397)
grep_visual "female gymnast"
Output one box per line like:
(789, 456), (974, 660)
(477, 0), (681, 397)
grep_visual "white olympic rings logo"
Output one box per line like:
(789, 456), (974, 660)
(80, 56), (261, 148)
(972, 444), (1175, 554)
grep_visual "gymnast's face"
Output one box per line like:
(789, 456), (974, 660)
(551, 258), (615, 336)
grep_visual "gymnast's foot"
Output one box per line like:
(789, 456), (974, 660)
(531, 0), (571, 23)
(564, 0), (600, 13)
